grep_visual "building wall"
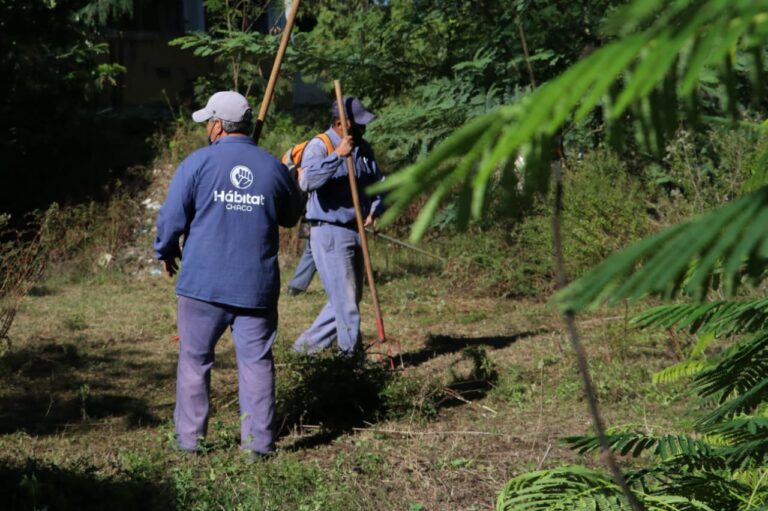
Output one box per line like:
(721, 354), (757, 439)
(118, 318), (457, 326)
(109, 0), (210, 110)
(109, 0), (325, 112)
(111, 30), (216, 108)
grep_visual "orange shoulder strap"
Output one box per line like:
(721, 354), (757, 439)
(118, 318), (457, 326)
(315, 133), (334, 156)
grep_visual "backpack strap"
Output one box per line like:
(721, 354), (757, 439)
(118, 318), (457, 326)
(284, 133), (336, 175)
(315, 133), (335, 157)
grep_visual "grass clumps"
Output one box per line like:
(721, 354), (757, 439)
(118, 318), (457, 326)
(276, 353), (440, 435)
(380, 370), (440, 421)
(170, 454), (352, 511)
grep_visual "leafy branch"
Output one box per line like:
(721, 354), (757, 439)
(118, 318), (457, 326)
(371, 0), (768, 241)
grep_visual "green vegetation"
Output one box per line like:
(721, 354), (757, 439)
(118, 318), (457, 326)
(367, 0), (768, 508)
(6, 0), (768, 509)
(169, 0), (282, 102)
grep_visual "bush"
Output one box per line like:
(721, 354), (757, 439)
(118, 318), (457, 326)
(561, 150), (651, 273)
(439, 149), (651, 298)
(651, 125), (768, 224)
(417, 126), (768, 300)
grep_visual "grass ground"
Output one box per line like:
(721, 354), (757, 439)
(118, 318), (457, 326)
(0, 242), (696, 510)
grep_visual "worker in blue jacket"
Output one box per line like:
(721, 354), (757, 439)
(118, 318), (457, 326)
(293, 97), (385, 356)
(154, 90), (302, 458)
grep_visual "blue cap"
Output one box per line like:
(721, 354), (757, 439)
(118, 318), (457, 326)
(192, 91), (252, 123)
(331, 96), (376, 125)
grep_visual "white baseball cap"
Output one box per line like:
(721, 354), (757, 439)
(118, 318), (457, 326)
(192, 91), (252, 123)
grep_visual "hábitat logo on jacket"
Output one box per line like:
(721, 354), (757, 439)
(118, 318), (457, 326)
(230, 165), (253, 189)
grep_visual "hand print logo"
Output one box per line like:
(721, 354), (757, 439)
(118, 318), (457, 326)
(230, 165), (254, 189)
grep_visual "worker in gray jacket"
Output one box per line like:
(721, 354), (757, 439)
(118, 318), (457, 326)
(293, 97), (384, 356)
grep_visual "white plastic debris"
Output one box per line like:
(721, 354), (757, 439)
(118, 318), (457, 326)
(141, 198), (162, 211)
(97, 253), (113, 267)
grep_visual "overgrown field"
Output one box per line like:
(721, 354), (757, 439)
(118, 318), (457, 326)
(1, 120), (763, 510)
(7, 0), (768, 508)
(0, 243), (696, 510)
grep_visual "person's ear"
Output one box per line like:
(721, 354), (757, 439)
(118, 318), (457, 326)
(211, 119), (223, 138)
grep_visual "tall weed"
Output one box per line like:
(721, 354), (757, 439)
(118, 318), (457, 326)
(561, 150), (650, 273)
(153, 116), (206, 167)
(0, 194), (143, 341)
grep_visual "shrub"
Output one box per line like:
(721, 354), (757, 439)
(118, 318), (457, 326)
(439, 149), (651, 298)
(651, 125), (768, 224)
(561, 150), (651, 273)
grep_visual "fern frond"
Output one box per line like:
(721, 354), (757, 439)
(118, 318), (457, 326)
(692, 332), (768, 426)
(697, 378), (768, 429)
(495, 465), (627, 511)
(496, 465), (717, 511)
(720, 437), (768, 470)
(565, 432), (716, 462)
(633, 299), (768, 337)
(642, 495), (715, 511)
(653, 359), (713, 385)
(651, 473), (751, 511)
(708, 416), (768, 443)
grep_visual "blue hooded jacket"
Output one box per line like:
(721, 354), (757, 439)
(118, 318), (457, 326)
(154, 136), (302, 308)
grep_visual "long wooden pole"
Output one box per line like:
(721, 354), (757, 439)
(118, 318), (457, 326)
(333, 80), (393, 368)
(252, 0), (301, 144)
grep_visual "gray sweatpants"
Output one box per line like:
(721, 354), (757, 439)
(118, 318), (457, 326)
(293, 224), (363, 355)
(174, 295), (276, 454)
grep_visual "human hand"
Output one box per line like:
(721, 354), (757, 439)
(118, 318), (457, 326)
(334, 135), (354, 158)
(364, 214), (377, 229)
(163, 258), (179, 278)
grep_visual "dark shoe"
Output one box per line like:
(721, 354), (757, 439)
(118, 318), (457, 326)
(287, 286), (304, 296)
(170, 441), (199, 457)
(244, 450), (275, 463)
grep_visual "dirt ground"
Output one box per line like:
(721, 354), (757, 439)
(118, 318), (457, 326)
(0, 247), (693, 510)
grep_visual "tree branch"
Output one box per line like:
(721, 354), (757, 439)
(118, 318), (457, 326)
(551, 149), (646, 511)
